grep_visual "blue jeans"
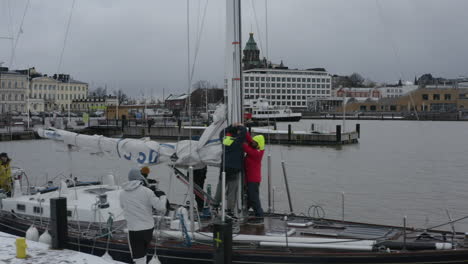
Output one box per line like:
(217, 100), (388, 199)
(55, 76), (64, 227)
(247, 182), (264, 217)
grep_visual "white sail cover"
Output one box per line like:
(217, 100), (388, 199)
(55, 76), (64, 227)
(37, 105), (227, 169)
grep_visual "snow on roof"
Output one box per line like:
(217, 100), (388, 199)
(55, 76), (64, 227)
(0, 231), (124, 264)
(165, 94), (188, 101)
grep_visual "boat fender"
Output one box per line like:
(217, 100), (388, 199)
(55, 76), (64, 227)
(101, 251), (114, 261)
(38, 230), (52, 246)
(148, 255), (162, 264)
(25, 225), (39, 241)
(435, 242), (452, 250)
(102, 174), (115, 186)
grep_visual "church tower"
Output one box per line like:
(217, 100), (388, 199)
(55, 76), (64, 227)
(242, 33), (262, 70)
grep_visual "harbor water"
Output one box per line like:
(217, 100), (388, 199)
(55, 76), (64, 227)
(1, 119), (467, 231)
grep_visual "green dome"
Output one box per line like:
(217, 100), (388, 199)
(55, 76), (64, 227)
(244, 33), (259, 51)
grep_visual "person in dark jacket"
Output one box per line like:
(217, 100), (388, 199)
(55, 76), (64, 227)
(243, 134), (265, 222)
(215, 123), (247, 213)
(193, 166), (208, 211)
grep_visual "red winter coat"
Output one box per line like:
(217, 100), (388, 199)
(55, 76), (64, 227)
(243, 140), (264, 183)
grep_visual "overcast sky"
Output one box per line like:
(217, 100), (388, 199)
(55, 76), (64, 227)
(1, 0), (468, 98)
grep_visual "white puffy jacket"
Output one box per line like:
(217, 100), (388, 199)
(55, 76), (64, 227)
(119, 180), (167, 231)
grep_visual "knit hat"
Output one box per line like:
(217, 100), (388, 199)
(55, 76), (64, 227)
(252, 135), (265, 150)
(128, 168), (145, 182)
(0, 153), (8, 158)
(140, 166), (150, 175)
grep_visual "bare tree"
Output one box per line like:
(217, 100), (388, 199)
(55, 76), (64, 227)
(193, 80), (215, 90)
(349, 73), (364, 87)
(89, 86), (107, 97)
(113, 89), (128, 105)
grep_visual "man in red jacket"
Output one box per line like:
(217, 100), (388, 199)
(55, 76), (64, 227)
(243, 134), (265, 223)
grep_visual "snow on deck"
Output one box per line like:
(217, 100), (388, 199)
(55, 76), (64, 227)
(0, 231), (123, 264)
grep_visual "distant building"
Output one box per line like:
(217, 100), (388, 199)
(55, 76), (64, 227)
(29, 69), (88, 112)
(341, 88), (468, 112)
(71, 95), (118, 113)
(189, 88), (224, 110)
(380, 85), (418, 98)
(241, 33), (331, 110)
(243, 68), (332, 110)
(0, 67), (28, 113)
(165, 94), (188, 112)
(335, 87), (381, 100)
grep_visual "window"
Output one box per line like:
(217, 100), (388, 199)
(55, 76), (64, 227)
(422, 94), (429, 100)
(261, 77), (265, 81)
(33, 206), (43, 214)
(444, 94), (451, 100)
(433, 94), (440, 100)
(17, 204), (26, 212)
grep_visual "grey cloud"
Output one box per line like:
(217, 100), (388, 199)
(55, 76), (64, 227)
(1, 0), (467, 98)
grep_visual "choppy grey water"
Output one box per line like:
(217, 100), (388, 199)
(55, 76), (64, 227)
(1, 120), (467, 231)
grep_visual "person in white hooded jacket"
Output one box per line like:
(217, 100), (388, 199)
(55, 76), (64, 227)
(120, 168), (167, 264)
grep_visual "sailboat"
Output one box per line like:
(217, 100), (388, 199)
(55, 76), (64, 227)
(2, 1), (468, 263)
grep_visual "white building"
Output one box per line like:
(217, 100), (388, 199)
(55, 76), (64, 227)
(0, 67), (28, 113)
(243, 68), (332, 109)
(30, 74), (88, 112)
(380, 85), (418, 98)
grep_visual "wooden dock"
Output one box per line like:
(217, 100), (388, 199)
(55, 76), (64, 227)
(83, 123), (360, 145)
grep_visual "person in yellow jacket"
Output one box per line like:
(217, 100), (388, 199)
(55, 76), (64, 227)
(0, 153), (12, 194)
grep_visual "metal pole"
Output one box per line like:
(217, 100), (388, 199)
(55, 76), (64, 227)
(267, 154), (272, 213)
(272, 186), (275, 213)
(342, 92), (345, 132)
(341, 192), (345, 222)
(221, 171), (226, 222)
(188, 166), (195, 240)
(403, 216), (407, 251)
(281, 160), (294, 214)
(26, 97), (30, 130)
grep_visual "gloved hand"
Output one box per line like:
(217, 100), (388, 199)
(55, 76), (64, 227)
(154, 190), (166, 197)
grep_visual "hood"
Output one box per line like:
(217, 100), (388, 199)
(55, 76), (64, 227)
(122, 180), (143, 191)
(253, 135), (265, 150)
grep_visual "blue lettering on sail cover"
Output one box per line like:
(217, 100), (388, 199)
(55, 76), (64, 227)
(137, 152), (146, 164)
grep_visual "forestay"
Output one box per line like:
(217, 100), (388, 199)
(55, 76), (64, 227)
(37, 105), (227, 169)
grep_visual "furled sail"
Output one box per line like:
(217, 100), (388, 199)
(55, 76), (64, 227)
(37, 105), (227, 169)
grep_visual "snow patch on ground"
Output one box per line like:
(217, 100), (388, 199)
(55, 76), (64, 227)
(0, 231), (124, 264)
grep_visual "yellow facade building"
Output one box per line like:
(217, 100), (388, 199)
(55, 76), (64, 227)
(341, 88), (468, 113)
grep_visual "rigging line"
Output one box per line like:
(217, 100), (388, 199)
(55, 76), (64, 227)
(250, 0), (264, 54)
(186, 0), (192, 149)
(57, 0), (76, 74)
(375, 0), (419, 120)
(8, 0), (30, 68)
(189, 0), (210, 83)
(6, 0), (14, 62)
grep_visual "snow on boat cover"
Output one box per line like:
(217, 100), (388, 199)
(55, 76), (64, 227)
(37, 105), (227, 169)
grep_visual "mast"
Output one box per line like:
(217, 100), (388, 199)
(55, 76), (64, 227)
(225, 0), (243, 124)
